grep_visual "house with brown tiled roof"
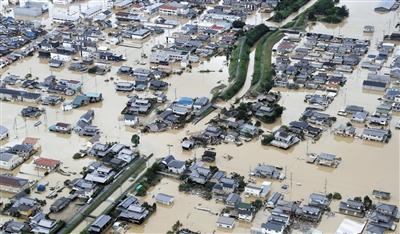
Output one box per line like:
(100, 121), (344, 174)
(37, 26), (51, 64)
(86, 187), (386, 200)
(0, 175), (30, 193)
(34, 157), (61, 170)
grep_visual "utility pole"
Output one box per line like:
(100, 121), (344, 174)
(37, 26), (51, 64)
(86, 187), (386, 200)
(284, 166), (287, 179)
(174, 88), (177, 100)
(167, 144), (173, 155)
(24, 118), (27, 136)
(290, 172), (293, 200)
(13, 117), (18, 138)
(306, 140), (309, 155)
(44, 110), (47, 126)
(324, 178), (327, 195)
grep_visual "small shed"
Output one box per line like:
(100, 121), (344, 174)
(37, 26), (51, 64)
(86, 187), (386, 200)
(155, 193), (174, 205)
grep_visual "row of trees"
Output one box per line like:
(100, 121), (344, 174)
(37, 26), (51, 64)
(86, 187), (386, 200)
(307, 0), (349, 23)
(271, 0), (311, 22)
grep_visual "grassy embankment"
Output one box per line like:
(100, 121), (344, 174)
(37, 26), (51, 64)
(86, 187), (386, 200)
(218, 24), (270, 100)
(250, 31), (284, 95)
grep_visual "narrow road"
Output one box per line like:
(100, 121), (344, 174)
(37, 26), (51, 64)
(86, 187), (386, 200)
(232, 48), (256, 101)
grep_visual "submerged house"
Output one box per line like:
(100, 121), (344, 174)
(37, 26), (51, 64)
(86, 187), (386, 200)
(154, 193), (174, 206)
(367, 203), (399, 233)
(29, 212), (58, 234)
(296, 205), (323, 222)
(188, 162), (213, 184)
(72, 93), (103, 108)
(316, 153), (339, 167)
(88, 215), (112, 233)
(250, 164), (284, 180)
(339, 198), (365, 218)
(361, 128), (390, 142)
(270, 129), (300, 149)
(0, 175), (30, 193)
(117, 195), (150, 224)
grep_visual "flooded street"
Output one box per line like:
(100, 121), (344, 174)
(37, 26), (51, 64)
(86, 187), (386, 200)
(0, 0), (399, 233)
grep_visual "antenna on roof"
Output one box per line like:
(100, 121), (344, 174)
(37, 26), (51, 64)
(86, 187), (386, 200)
(13, 117), (18, 139)
(290, 172), (293, 200)
(95, 75), (98, 92)
(24, 118), (27, 136)
(44, 110), (48, 126)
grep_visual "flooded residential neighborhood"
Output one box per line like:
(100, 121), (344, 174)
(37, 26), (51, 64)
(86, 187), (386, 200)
(0, 0), (399, 234)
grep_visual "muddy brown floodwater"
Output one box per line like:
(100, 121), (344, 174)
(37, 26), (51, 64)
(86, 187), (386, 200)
(1, 0), (399, 233)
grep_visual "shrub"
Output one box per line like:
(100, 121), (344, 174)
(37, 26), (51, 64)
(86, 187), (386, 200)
(73, 153), (81, 159)
(333, 192), (342, 200)
(232, 20), (245, 29)
(261, 134), (274, 145)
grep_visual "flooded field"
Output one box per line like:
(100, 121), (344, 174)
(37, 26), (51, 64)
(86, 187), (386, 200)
(1, 0), (399, 233)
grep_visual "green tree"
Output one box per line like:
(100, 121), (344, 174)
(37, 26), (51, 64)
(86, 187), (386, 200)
(363, 196), (372, 210)
(172, 220), (182, 232)
(24, 188), (31, 194)
(261, 134), (274, 145)
(251, 199), (263, 210)
(333, 192), (342, 200)
(308, 11), (317, 21)
(337, 5), (349, 17)
(232, 20), (246, 29)
(131, 134), (140, 147)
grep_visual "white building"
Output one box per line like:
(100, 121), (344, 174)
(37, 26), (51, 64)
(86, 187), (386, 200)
(53, 0), (73, 4)
(131, 29), (151, 40)
(0, 125), (9, 140)
(155, 193), (174, 205)
(167, 159), (186, 174)
(244, 181), (271, 198)
(124, 114), (139, 126)
(216, 216), (235, 229)
(0, 153), (24, 170)
(81, 4), (103, 19)
(52, 9), (80, 23)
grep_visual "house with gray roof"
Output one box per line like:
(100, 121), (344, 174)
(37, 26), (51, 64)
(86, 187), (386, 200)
(316, 153), (338, 167)
(361, 128), (390, 142)
(167, 158), (186, 174)
(188, 162), (213, 184)
(71, 178), (96, 198)
(270, 129), (300, 149)
(261, 210), (290, 234)
(251, 163), (284, 180)
(225, 193), (241, 208)
(351, 111), (368, 123)
(0, 152), (24, 170)
(0, 125), (9, 140)
(30, 212), (58, 234)
(155, 193), (174, 205)
(296, 205), (322, 222)
(50, 197), (70, 213)
(88, 215), (112, 233)
(2, 220), (30, 233)
(216, 216), (235, 229)
(9, 197), (40, 218)
(339, 198), (365, 217)
(213, 177), (238, 195)
(309, 193), (331, 210)
(117, 195), (150, 224)
(367, 203), (399, 233)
